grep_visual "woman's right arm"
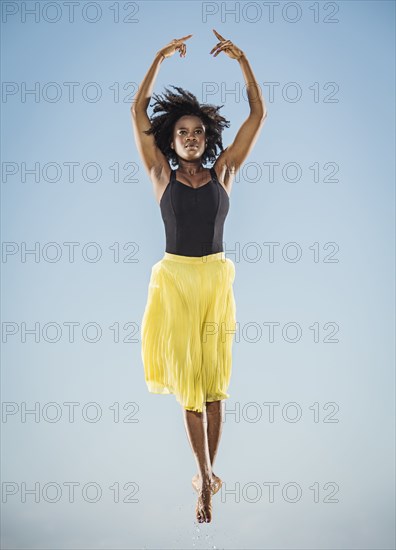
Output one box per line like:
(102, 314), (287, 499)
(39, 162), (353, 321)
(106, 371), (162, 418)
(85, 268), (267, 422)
(130, 35), (193, 180)
(130, 52), (167, 179)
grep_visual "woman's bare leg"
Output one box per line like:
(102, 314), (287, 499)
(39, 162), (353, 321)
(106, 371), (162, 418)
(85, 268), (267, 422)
(205, 400), (223, 466)
(191, 400), (223, 494)
(182, 407), (212, 522)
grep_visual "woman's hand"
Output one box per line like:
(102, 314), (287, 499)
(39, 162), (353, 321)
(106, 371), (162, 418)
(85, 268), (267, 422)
(157, 34), (193, 59)
(210, 29), (244, 60)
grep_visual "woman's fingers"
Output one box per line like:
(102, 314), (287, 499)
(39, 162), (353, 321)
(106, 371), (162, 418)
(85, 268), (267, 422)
(175, 34), (192, 56)
(159, 34), (192, 59)
(177, 34), (193, 42)
(211, 40), (232, 56)
(213, 46), (229, 57)
(212, 28), (226, 41)
(168, 35), (191, 57)
(175, 42), (187, 57)
(210, 28), (230, 54)
(210, 40), (230, 54)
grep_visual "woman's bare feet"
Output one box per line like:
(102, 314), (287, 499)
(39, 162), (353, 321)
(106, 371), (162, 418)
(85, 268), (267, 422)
(195, 478), (212, 523)
(192, 473), (222, 495)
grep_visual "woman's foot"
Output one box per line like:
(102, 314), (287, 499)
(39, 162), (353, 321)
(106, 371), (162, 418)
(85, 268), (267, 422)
(192, 473), (222, 495)
(195, 478), (212, 523)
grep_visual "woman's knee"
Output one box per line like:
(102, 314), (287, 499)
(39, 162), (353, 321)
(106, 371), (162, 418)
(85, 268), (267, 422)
(205, 400), (221, 412)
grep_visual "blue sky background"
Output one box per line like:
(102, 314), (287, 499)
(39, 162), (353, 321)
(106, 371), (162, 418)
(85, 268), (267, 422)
(1, 1), (395, 549)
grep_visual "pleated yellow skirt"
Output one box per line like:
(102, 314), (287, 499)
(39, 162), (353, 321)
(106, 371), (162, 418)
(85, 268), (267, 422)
(141, 251), (237, 413)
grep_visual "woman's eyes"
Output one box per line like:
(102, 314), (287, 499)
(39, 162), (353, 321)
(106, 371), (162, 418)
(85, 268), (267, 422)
(179, 130), (203, 134)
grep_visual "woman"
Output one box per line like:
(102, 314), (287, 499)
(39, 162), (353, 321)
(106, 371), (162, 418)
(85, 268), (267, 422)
(131, 29), (267, 524)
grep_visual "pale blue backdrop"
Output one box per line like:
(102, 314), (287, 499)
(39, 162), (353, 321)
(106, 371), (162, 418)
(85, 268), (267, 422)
(1, 1), (395, 549)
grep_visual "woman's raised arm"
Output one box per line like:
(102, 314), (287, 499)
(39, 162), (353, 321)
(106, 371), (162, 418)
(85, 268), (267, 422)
(210, 29), (267, 176)
(131, 35), (193, 177)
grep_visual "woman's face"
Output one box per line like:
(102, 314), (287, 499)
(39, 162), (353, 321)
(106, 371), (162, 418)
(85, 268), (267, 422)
(170, 115), (206, 161)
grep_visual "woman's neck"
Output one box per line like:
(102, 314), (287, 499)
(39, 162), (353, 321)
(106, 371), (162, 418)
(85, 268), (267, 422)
(177, 159), (204, 176)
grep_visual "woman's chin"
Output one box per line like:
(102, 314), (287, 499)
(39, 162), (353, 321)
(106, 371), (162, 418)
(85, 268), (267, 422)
(179, 150), (202, 160)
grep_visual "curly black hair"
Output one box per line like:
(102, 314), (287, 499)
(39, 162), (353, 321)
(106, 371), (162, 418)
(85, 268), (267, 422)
(143, 85), (230, 167)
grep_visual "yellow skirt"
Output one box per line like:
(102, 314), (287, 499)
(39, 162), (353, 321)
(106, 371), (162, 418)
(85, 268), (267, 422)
(141, 251), (237, 413)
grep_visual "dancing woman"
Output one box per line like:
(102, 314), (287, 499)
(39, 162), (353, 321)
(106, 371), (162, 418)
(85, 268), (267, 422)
(131, 29), (267, 523)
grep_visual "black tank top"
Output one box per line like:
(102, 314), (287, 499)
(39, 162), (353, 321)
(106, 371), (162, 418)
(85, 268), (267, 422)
(159, 167), (230, 257)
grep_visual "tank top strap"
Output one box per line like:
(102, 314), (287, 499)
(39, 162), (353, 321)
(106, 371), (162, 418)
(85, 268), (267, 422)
(209, 166), (219, 184)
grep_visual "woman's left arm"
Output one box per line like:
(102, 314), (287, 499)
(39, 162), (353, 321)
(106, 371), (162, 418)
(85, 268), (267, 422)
(210, 30), (267, 173)
(237, 54), (267, 119)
